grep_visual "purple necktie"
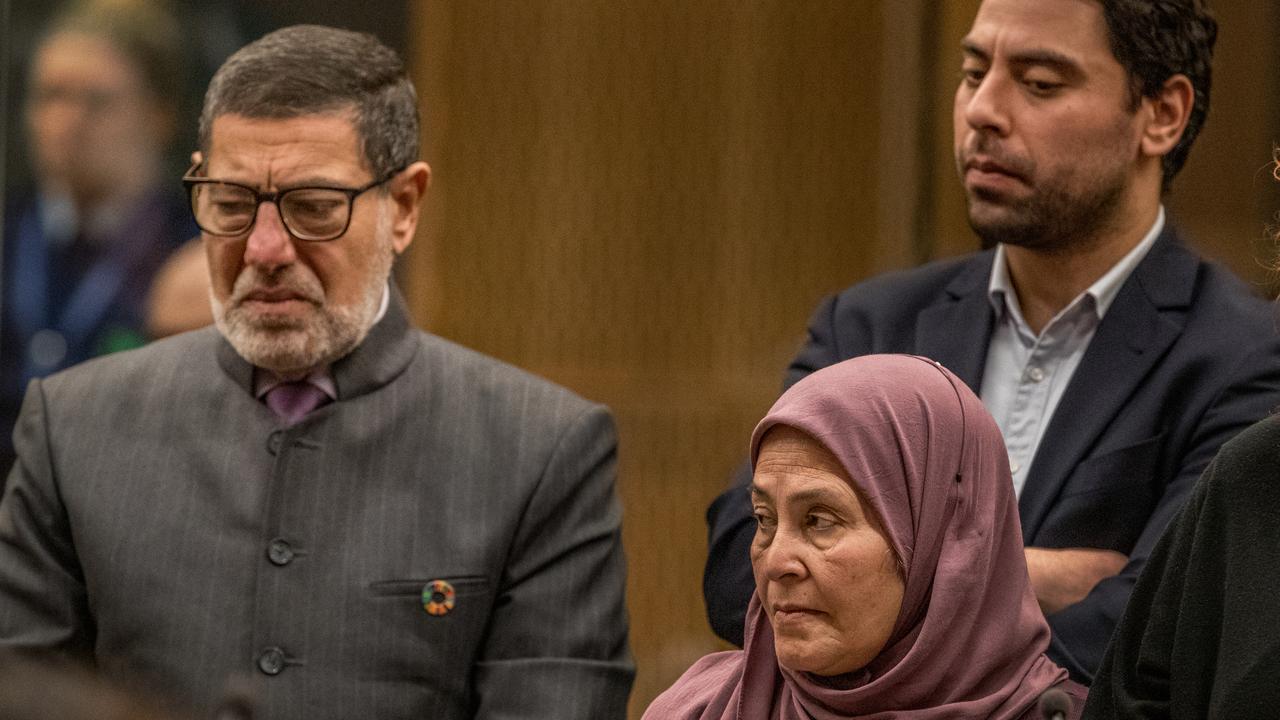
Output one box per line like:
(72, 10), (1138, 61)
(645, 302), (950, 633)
(264, 381), (331, 426)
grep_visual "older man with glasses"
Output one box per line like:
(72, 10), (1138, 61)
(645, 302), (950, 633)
(0, 25), (633, 720)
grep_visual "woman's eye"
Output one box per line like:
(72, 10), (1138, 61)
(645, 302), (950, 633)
(805, 513), (837, 531)
(752, 511), (776, 531)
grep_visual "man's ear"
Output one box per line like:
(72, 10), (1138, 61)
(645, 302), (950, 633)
(386, 161), (431, 254)
(1140, 74), (1194, 160)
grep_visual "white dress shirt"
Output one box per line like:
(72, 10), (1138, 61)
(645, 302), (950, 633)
(980, 207), (1165, 496)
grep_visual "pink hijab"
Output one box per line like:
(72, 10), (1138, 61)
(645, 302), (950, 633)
(648, 354), (1066, 719)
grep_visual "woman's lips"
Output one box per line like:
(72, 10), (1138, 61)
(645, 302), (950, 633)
(771, 603), (824, 627)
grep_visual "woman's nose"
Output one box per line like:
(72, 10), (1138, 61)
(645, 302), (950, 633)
(758, 528), (808, 583)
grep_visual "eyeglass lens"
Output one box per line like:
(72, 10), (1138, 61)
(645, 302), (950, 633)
(191, 183), (352, 240)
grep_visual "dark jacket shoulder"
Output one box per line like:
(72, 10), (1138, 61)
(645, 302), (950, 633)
(830, 250), (990, 315)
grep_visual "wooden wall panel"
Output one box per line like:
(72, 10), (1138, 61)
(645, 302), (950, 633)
(925, 0), (983, 260)
(1165, 2), (1280, 290)
(407, 2), (889, 715)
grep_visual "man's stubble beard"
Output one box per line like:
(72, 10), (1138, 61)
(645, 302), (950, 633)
(211, 208), (395, 374)
(966, 170), (1127, 254)
(960, 133), (1131, 255)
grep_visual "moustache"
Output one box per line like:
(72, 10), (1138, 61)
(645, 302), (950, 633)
(228, 266), (324, 307)
(959, 137), (1033, 181)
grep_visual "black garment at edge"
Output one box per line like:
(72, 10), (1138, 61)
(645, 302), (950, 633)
(1084, 415), (1280, 719)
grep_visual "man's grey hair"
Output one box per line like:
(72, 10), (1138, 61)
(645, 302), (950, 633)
(197, 25), (419, 178)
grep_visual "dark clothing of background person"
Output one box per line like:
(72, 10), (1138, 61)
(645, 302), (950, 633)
(703, 228), (1280, 684)
(1083, 415), (1280, 719)
(0, 188), (194, 477)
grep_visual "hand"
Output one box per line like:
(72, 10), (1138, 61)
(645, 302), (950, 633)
(1024, 547), (1128, 615)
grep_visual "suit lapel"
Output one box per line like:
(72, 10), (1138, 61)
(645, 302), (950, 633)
(915, 252), (997, 391)
(1017, 230), (1197, 541)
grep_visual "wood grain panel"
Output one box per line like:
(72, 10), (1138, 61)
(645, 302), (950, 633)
(406, 2), (889, 715)
(1165, 2), (1280, 291)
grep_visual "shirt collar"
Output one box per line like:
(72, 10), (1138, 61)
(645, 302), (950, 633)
(372, 281), (390, 325)
(987, 205), (1165, 321)
(253, 365), (337, 401)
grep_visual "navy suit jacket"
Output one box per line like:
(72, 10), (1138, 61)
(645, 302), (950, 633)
(704, 227), (1280, 683)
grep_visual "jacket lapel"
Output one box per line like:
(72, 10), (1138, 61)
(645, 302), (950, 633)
(1017, 229), (1197, 541)
(915, 251), (997, 391)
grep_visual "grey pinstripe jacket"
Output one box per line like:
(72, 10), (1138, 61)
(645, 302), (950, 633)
(0, 290), (633, 719)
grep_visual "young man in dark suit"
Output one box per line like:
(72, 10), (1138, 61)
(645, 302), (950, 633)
(705, 0), (1280, 684)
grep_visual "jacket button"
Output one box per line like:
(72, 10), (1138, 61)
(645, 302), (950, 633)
(257, 646), (286, 676)
(266, 431), (283, 455)
(267, 539), (294, 566)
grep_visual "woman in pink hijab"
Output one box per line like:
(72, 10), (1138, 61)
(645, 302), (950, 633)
(647, 354), (1085, 719)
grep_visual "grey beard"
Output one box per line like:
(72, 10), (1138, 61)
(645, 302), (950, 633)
(212, 290), (377, 374)
(211, 212), (395, 374)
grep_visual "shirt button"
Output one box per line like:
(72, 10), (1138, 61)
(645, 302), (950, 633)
(1011, 460), (1021, 474)
(1026, 366), (1045, 383)
(257, 646), (286, 676)
(267, 430), (283, 456)
(267, 539), (295, 566)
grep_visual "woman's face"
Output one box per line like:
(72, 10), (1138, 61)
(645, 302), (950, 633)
(750, 426), (904, 676)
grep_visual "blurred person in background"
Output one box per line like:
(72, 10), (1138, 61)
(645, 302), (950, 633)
(0, 0), (196, 476)
(146, 237), (213, 338)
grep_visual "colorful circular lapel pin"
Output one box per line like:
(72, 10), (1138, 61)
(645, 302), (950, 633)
(422, 580), (456, 616)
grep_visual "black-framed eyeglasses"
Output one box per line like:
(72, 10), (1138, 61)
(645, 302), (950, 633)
(182, 162), (402, 242)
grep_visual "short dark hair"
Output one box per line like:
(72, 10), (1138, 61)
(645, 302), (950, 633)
(198, 25), (419, 179)
(42, 0), (184, 105)
(1099, 0), (1217, 188)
